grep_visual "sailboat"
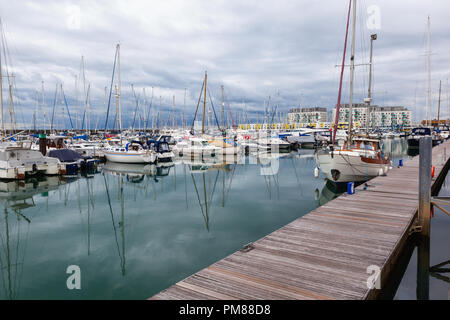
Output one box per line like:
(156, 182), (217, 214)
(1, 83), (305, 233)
(102, 44), (156, 164)
(315, 0), (391, 183)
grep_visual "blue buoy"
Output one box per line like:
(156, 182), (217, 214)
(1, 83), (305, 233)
(399, 159), (403, 167)
(347, 182), (355, 195)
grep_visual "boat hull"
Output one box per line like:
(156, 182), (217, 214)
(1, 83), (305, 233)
(316, 151), (391, 183)
(104, 151), (156, 164)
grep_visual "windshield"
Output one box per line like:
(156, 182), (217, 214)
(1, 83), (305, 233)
(159, 143), (170, 152)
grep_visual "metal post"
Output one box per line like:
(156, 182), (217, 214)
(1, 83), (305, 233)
(416, 235), (430, 300)
(418, 136), (432, 237)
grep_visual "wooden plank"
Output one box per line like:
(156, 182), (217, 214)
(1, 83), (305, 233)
(150, 139), (450, 300)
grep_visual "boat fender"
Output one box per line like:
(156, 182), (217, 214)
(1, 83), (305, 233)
(431, 165), (435, 178)
(378, 168), (383, 176)
(347, 182), (355, 195)
(314, 167), (319, 178)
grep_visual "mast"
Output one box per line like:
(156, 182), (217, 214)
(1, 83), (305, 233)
(81, 56), (86, 132)
(183, 88), (186, 129)
(172, 95), (175, 129)
(426, 16), (431, 126)
(347, 0), (357, 144)
(332, 2), (351, 144)
(438, 80), (441, 122)
(41, 81), (47, 133)
(117, 44), (122, 132)
(202, 71), (207, 135)
(0, 23), (3, 137)
(366, 33), (377, 131)
(221, 85), (225, 128)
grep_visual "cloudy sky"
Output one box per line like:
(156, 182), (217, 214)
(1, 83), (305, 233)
(0, 0), (449, 129)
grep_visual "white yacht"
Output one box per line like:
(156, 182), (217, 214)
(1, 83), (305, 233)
(103, 140), (157, 164)
(172, 137), (221, 157)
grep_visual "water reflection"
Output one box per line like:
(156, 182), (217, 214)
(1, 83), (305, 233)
(0, 176), (70, 300)
(0, 139), (414, 299)
(315, 180), (347, 206)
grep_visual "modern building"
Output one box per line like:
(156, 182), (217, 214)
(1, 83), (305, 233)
(331, 104), (412, 128)
(288, 107), (328, 124)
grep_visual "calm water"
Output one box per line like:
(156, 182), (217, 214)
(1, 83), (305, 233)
(0, 138), (423, 300)
(394, 172), (450, 300)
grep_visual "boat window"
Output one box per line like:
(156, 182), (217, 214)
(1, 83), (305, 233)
(360, 141), (374, 150)
(160, 143), (170, 152)
(201, 141), (209, 146)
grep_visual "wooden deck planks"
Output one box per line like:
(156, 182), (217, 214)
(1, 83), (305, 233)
(150, 140), (450, 300)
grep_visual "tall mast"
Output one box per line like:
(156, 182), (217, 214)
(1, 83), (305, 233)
(172, 95), (175, 129)
(366, 34), (377, 130)
(150, 87), (154, 130)
(0, 22), (3, 136)
(447, 79), (449, 123)
(221, 85), (225, 128)
(202, 71), (207, 135)
(426, 16), (431, 126)
(142, 88), (147, 132)
(183, 88), (186, 129)
(332, 0), (352, 145)
(8, 80), (14, 133)
(347, 0), (357, 144)
(81, 56), (86, 132)
(117, 44), (122, 132)
(41, 81), (47, 133)
(438, 80), (441, 122)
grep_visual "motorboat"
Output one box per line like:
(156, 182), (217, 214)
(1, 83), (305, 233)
(407, 127), (438, 148)
(146, 140), (175, 162)
(0, 141), (66, 179)
(172, 137), (221, 157)
(47, 148), (97, 176)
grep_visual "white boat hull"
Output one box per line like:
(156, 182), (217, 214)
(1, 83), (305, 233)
(104, 151), (156, 164)
(316, 151), (391, 183)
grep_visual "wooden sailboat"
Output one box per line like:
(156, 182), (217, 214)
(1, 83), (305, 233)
(315, 0), (391, 183)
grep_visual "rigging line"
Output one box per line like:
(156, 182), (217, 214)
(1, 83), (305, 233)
(50, 84), (58, 131)
(15, 214), (31, 300)
(190, 173), (208, 227)
(223, 88), (236, 130)
(207, 87), (222, 131)
(333, 0), (352, 145)
(80, 84), (90, 131)
(131, 86), (140, 130)
(208, 169), (220, 207)
(61, 86), (74, 129)
(145, 88), (154, 131)
(12, 214), (21, 299)
(191, 79), (205, 131)
(104, 46), (118, 132)
(103, 173), (123, 263)
(224, 163), (237, 203)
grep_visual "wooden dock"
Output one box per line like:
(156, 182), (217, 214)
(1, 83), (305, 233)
(150, 140), (450, 300)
